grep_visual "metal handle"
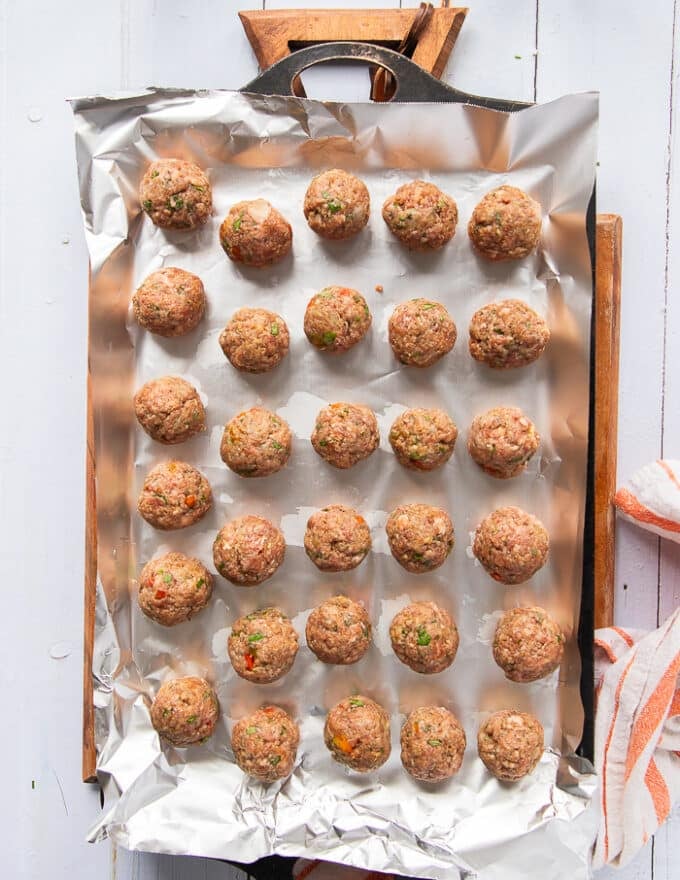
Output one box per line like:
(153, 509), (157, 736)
(241, 42), (529, 111)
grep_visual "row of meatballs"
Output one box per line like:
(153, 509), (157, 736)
(135, 392), (541, 480)
(139, 159), (543, 262)
(134, 277), (550, 370)
(150, 680), (546, 786)
(138, 497), (548, 587)
(140, 597), (563, 685)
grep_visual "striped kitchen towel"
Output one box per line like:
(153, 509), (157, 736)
(593, 607), (680, 868)
(614, 459), (680, 541)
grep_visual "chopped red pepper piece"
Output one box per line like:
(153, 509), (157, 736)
(185, 494), (196, 508)
(155, 589), (167, 600)
(245, 652), (255, 670)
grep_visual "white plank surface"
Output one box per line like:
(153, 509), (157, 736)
(0, 1), (677, 878)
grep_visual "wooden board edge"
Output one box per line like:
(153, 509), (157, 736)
(238, 8), (468, 76)
(83, 364), (98, 783)
(594, 213), (622, 629)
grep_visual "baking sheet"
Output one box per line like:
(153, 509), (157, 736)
(73, 88), (599, 879)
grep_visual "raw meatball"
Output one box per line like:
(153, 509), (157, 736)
(386, 503), (454, 573)
(220, 407), (292, 478)
(324, 695), (391, 772)
(306, 596), (371, 665)
(477, 710), (544, 780)
(231, 706), (300, 782)
(304, 286), (371, 352)
(382, 180), (458, 251)
(467, 406), (539, 479)
(132, 267), (206, 337)
(138, 552), (213, 626)
(389, 408), (458, 471)
(493, 606), (565, 683)
(133, 376), (206, 444)
(389, 601), (458, 674)
(228, 607), (299, 684)
(473, 506), (549, 585)
(138, 460), (212, 530)
(469, 299), (550, 369)
(150, 676), (219, 747)
(219, 307), (290, 373)
(311, 403), (379, 469)
(468, 186), (542, 261)
(304, 505), (371, 572)
(139, 159), (212, 230)
(400, 707), (466, 782)
(304, 169), (370, 240)
(213, 515), (285, 586)
(388, 299), (457, 367)
(220, 199), (292, 267)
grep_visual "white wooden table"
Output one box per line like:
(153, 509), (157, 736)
(1, 1), (678, 878)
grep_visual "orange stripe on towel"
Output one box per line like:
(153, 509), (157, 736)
(669, 688), (680, 718)
(612, 627), (635, 648)
(658, 459), (680, 491)
(602, 652), (637, 862)
(624, 650), (680, 782)
(614, 488), (680, 534)
(595, 637), (620, 664)
(644, 758), (671, 825)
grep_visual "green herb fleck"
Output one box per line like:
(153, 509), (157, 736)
(322, 331), (337, 346)
(417, 626), (431, 646)
(196, 578), (205, 590)
(191, 184), (205, 192)
(150, 169), (160, 178)
(318, 439), (328, 447)
(349, 697), (365, 708)
(248, 632), (264, 643)
(269, 754), (281, 765)
(142, 199), (153, 211)
(162, 708), (170, 717)
(427, 738), (442, 747)
(326, 198), (342, 214)
(163, 573), (172, 584)
(421, 302), (437, 310)
(271, 440), (283, 451)
(187, 715), (198, 724)
(168, 195), (184, 211)
(232, 215), (243, 231)
(270, 323), (279, 336)
(246, 725), (258, 734)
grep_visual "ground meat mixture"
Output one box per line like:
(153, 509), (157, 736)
(389, 408), (458, 471)
(385, 503), (454, 573)
(138, 552), (213, 626)
(468, 186), (542, 261)
(324, 695), (391, 772)
(219, 307), (290, 373)
(150, 676), (219, 747)
(400, 707), (466, 782)
(139, 159), (212, 230)
(138, 460), (212, 530)
(231, 706), (300, 782)
(473, 506), (549, 585)
(219, 199), (292, 267)
(493, 606), (565, 682)
(132, 267), (206, 337)
(133, 376), (206, 444)
(389, 601), (459, 674)
(220, 407), (292, 478)
(311, 402), (379, 469)
(388, 299), (457, 367)
(306, 596), (372, 665)
(304, 505), (372, 572)
(382, 181), (458, 251)
(469, 299), (550, 369)
(228, 607), (299, 684)
(213, 515), (285, 586)
(304, 169), (370, 240)
(467, 406), (540, 479)
(304, 286), (372, 353)
(477, 710), (544, 780)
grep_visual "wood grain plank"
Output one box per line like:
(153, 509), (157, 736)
(594, 215), (622, 628)
(537, 0), (676, 633)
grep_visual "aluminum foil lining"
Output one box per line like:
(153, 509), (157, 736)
(71, 88), (599, 879)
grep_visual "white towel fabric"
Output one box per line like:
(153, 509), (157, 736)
(593, 608), (680, 868)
